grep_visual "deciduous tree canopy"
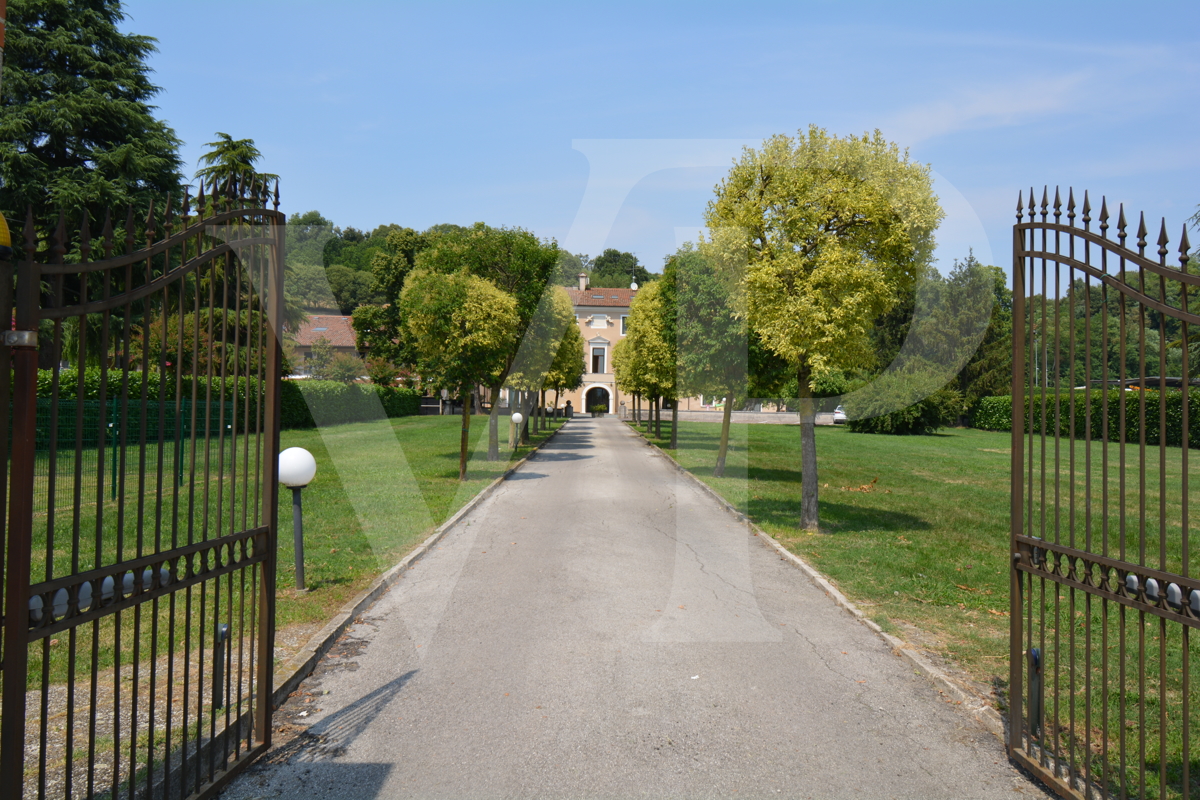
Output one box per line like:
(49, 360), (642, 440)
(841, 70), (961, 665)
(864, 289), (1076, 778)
(706, 125), (943, 530)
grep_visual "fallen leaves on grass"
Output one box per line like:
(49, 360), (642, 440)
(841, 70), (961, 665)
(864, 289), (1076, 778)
(839, 477), (878, 493)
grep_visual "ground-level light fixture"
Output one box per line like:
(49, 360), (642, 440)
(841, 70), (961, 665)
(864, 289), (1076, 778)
(279, 446), (317, 592)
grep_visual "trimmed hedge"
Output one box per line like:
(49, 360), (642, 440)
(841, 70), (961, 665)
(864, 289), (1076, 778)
(280, 381), (421, 429)
(970, 389), (1200, 449)
(35, 369), (419, 432)
(38, 367), (261, 405)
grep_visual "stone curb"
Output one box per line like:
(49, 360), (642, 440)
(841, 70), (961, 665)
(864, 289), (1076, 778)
(625, 421), (1006, 743)
(270, 420), (570, 710)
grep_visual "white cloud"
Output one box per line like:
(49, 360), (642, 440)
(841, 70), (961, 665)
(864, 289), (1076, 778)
(885, 72), (1090, 145)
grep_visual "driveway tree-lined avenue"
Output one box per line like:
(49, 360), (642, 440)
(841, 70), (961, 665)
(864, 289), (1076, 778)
(223, 418), (1046, 799)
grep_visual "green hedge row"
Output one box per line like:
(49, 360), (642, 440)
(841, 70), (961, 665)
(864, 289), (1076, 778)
(38, 367), (261, 405)
(35, 369), (420, 431)
(280, 381), (421, 429)
(971, 390), (1200, 448)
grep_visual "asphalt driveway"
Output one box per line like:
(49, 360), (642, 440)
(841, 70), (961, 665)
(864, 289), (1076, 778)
(222, 417), (1045, 800)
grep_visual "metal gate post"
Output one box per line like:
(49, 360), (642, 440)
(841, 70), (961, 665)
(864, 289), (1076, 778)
(1009, 208), (1027, 755)
(0, 251), (41, 800)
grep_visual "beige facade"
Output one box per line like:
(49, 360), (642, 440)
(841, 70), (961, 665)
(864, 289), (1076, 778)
(556, 278), (635, 415)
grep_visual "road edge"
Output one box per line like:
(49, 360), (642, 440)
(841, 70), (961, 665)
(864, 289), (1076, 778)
(269, 419), (570, 710)
(624, 421), (1006, 743)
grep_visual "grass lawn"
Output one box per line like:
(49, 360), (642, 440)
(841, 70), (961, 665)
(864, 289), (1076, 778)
(21, 414), (565, 688)
(631, 418), (1200, 799)
(274, 414), (566, 631)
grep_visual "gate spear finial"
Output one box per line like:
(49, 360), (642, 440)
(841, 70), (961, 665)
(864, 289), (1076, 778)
(1181, 225), (1191, 271)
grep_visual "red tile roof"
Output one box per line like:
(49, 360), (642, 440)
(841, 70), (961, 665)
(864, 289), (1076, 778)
(295, 315), (357, 348)
(566, 288), (639, 308)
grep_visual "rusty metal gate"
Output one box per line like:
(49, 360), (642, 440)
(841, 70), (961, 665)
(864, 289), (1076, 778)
(1011, 187), (1198, 799)
(0, 179), (284, 799)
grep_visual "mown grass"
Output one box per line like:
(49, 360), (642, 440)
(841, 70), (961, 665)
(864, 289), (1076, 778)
(632, 419), (1200, 800)
(21, 414), (565, 685)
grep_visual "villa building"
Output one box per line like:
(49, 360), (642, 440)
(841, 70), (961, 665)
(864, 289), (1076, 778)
(558, 273), (634, 415)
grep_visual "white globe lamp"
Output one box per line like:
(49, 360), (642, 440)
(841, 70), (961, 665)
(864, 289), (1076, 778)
(278, 447), (317, 591)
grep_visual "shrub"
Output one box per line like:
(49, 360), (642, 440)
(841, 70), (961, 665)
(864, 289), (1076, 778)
(845, 386), (961, 435)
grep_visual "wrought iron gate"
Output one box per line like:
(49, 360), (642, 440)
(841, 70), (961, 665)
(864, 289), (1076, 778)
(1011, 188), (1198, 799)
(0, 179), (284, 799)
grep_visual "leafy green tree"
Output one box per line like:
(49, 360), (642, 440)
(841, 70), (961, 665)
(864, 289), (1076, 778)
(194, 132), (278, 188)
(706, 125), (943, 530)
(624, 279), (676, 438)
(401, 269), (518, 480)
(325, 264), (382, 314)
(287, 210), (334, 267)
(589, 248), (655, 288)
(545, 322), (585, 410)
(349, 227), (430, 364)
(554, 251), (590, 286)
(0, 0), (184, 229)
(673, 244), (746, 475)
(365, 357), (400, 386)
(504, 286), (575, 440)
(327, 352), (364, 384)
(308, 336), (334, 380)
(415, 222), (560, 460)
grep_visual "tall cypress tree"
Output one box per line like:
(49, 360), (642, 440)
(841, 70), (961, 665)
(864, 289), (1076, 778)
(0, 0), (183, 232)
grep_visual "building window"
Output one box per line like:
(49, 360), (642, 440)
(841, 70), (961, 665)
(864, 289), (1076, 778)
(621, 315), (629, 335)
(590, 314), (608, 329)
(592, 347), (606, 374)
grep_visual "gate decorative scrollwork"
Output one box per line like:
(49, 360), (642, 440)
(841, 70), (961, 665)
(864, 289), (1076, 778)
(1011, 188), (1197, 799)
(0, 179), (284, 799)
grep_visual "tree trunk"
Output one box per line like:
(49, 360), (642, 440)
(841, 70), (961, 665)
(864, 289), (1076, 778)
(459, 387), (471, 481)
(472, 387), (482, 415)
(644, 395), (652, 433)
(540, 388), (547, 432)
(714, 393), (733, 477)
(654, 395), (661, 439)
(487, 382), (502, 461)
(670, 399), (678, 449)
(554, 388), (560, 420)
(798, 364), (819, 532)
(521, 390), (531, 444)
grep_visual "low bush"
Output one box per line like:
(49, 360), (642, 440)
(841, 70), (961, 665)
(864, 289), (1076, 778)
(845, 386), (961, 435)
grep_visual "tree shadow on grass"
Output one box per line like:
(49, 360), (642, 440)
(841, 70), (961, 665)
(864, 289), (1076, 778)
(749, 496), (931, 535)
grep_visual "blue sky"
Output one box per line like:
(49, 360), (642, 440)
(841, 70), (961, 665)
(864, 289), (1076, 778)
(124, 0), (1199, 277)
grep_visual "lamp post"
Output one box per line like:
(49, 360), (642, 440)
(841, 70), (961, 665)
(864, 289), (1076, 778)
(278, 447), (317, 592)
(510, 412), (523, 449)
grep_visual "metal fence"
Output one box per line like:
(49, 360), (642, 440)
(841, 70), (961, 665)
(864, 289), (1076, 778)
(1010, 187), (1198, 800)
(1, 179), (285, 799)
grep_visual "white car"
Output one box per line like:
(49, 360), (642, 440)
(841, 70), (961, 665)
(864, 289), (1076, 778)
(833, 405), (847, 424)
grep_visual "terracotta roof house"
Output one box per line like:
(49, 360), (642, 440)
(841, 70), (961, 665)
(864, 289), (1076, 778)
(292, 315), (358, 376)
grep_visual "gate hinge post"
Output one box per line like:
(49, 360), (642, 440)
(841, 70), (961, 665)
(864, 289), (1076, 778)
(3, 330), (36, 348)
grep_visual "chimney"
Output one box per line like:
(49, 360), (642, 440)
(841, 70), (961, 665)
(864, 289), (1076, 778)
(578, 272), (588, 291)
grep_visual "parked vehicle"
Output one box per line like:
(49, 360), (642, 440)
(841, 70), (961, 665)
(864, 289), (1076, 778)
(833, 404), (847, 424)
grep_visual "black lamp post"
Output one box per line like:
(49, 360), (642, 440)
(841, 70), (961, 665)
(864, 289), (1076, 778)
(278, 447), (317, 592)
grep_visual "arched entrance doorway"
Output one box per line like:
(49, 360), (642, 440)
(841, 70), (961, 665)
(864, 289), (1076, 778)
(585, 386), (611, 415)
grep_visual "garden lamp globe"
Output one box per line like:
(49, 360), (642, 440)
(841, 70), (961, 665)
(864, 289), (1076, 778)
(279, 447), (317, 591)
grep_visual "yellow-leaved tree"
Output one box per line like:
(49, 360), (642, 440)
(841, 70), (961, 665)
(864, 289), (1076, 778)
(705, 125), (943, 531)
(400, 269), (517, 480)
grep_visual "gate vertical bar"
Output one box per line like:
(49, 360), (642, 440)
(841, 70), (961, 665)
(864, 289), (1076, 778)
(0, 218), (40, 800)
(1011, 194), (1028, 753)
(255, 182), (284, 746)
